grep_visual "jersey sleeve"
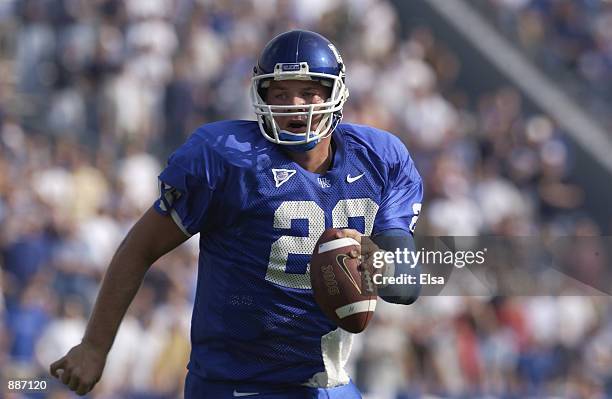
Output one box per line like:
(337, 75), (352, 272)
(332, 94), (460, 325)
(154, 134), (225, 236)
(374, 142), (423, 235)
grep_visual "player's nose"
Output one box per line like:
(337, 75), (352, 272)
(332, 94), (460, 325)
(290, 95), (308, 115)
(290, 95), (306, 105)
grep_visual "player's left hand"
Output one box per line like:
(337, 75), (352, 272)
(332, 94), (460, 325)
(335, 229), (382, 271)
(335, 228), (362, 258)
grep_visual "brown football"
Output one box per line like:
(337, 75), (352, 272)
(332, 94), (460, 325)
(310, 228), (377, 333)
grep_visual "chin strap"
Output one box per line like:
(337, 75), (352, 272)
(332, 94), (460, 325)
(278, 130), (320, 152)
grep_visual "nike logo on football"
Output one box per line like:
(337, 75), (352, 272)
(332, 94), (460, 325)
(233, 390), (259, 397)
(346, 173), (364, 183)
(336, 254), (362, 294)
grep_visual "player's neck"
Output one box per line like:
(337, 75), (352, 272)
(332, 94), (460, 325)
(286, 136), (334, 174)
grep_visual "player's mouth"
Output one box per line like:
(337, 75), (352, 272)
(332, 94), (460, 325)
(285, 120), (308, 132)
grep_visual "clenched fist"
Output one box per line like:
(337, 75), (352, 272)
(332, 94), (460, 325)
(50, 341), (108, 396)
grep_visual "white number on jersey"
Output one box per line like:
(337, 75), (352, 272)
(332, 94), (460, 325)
(265, 199), (379, 289)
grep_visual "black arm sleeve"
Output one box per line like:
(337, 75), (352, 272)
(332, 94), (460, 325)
(372, 228), (421, 305)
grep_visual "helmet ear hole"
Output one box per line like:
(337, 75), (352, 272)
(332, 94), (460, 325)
(256, 78), (272, 101)
(258, 88), (268, 101)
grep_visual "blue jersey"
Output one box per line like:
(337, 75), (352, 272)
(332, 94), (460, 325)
(154, 120), (423, 386)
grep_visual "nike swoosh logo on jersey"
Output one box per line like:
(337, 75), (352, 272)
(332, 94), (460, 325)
(346, 173), (364, 183)
(233, 390), (259, 397)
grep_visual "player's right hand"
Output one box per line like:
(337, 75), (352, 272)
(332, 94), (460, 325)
(50, 341), (108, 396)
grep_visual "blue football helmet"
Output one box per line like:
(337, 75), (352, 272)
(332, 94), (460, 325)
(251, 30), (349, 151)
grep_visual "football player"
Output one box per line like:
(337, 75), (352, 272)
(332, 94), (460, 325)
(50, 30), (423, 398)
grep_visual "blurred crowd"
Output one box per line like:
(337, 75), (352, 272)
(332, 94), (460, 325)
(479, 0), (612, 132)
(0, 0), (611, 398)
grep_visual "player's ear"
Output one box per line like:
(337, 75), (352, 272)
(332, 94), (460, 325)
(319, 80), (332, 101)
(260, 79), (272, 103)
